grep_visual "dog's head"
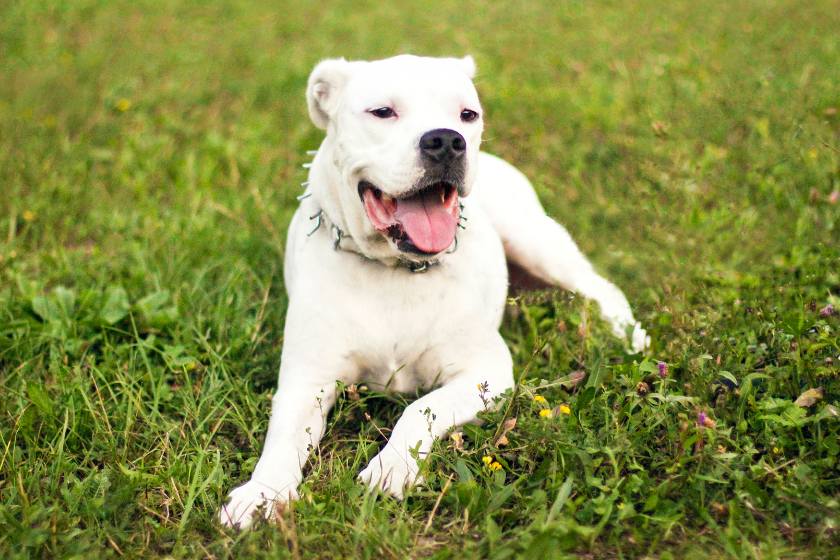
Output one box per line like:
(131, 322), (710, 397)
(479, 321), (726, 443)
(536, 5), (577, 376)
(306, 55), (483, 260)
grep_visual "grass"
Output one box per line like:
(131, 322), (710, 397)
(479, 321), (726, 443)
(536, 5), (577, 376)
(1, 0), (839, 558)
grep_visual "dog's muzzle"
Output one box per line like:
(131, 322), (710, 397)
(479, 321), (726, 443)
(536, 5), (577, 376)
(357, 128), (469, 256)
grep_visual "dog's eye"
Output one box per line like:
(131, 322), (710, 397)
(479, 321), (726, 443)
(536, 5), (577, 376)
(370, 107), (396, 119)
(460, 109), (479, 123)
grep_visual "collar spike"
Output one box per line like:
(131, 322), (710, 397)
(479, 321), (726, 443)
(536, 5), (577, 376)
(307, 211), (323, 236)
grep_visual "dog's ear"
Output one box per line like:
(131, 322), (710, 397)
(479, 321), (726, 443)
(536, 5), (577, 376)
(456, 55), (477, 80)
(307, 58), (364, 130)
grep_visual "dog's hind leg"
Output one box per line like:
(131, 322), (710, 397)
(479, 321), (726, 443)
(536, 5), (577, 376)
(474, 152), (647, 352)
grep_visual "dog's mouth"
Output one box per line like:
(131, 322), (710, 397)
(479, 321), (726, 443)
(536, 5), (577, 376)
(359, 181), (460, 255)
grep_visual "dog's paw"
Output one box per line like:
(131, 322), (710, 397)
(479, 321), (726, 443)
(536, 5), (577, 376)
(615, 320), (649, 354)
(630, 322), (649, 354)
(218, 480), (298, 529)
(358, 445), (422, 498)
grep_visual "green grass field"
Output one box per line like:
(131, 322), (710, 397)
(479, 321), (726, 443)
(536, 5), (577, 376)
(2, 0), (839, 558)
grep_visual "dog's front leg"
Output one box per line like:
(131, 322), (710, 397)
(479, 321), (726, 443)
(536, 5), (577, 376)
(219, 377), (336, 529)
(359, 334), (513, 497)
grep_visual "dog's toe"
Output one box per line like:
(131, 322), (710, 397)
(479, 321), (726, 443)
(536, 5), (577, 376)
(359, 446), (421, 498)
(219, 480), (298, 529)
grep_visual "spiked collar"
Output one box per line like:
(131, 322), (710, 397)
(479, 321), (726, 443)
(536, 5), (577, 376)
(302, 198), (458, 273)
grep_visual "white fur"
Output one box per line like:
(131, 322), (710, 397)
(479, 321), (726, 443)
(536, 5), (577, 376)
(219, 55), (646, 529)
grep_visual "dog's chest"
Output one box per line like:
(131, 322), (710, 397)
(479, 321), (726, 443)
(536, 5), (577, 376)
(300, 257), (492, 389)
(341, 272), (459, 378)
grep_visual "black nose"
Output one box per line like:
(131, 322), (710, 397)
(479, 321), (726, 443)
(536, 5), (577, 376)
(419, 129), (466, 162)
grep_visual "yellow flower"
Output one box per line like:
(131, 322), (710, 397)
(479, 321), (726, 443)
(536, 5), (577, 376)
(115, 98), (132, 112)
(489, 462), (502, 470)
(482, 456), (492, 466)
(534, 395), (547, 403)
(773, 447), (780, 454)
(22, 210), (36, 221)
(809, 149), (818, 159)
(539, 409), (553, 418)
(558, 405), (571, 415)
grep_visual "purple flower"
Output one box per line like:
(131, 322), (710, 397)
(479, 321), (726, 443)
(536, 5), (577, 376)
(697, 411), (715, 429)
(821, 304), (835, 317)
(657, 361), (668, 379)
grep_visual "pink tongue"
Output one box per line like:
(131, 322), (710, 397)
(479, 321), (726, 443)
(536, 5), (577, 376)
(394, 190), (457, 253)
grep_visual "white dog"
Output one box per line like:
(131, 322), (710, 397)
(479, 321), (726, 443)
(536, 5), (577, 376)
(219, 54), (646, 528)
